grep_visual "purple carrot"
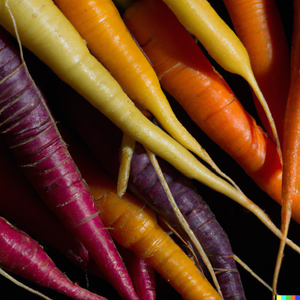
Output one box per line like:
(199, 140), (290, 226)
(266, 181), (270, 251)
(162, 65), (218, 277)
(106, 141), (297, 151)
(47, 76), (246, 300)
(0, 137), (104, 278)
(0, 216), (107, 300)
(0, 28), (138, 300)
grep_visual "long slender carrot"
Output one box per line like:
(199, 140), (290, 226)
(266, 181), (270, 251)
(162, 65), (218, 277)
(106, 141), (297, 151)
(0, 26), (138, 300)
(61, 131), (222, 300)
(222, 0), (290, 146)
(160, 0), (281, 156)
(53, 0), (211, 165)
(123, 0), (283, 206)
(274, 0), (300, 297)
(0, 0), (269, 235)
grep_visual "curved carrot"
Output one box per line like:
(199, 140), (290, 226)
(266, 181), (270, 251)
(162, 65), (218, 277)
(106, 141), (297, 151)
(63, 134), (222, 300)
(160, 0), (281, 156)
(123, 0), (283, 205)
(53, 0), (231, 181)
(222, 0), (290, 145)
(274, 0), (300, 297)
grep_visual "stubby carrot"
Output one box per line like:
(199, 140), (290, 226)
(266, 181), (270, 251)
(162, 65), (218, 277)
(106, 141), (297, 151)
(123, 0), (283, 205)
(0, 0), (271, 237)
(222, 0), (290, 145)
(0, 217), (107, 300)
(53, 0), (213, 167)
(160, 0), (281, 154)
(0, 26), (138, 300)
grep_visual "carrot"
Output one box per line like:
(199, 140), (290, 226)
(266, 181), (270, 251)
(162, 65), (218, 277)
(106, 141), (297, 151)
(53, 0), (214, 169)
(61, 131), (222, 300)
(0, 26), (139, 300)
(159, 0), (281, 155)
(0, 137), (104, 278)
(0, 0), (274, 237)
(274, 0), (300, 297)
(0, 216), (107, 300)
(123, 0), (283, 206)
(222, 0), (290, 146)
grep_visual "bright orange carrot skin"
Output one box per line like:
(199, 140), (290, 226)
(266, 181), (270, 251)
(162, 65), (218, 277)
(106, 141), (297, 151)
(62, 128), (222, 300)
(223, 0), (290, 146)
(123, 0), (283, 206)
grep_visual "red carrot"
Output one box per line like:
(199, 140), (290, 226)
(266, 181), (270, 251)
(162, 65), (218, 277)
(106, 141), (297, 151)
(222, 0), (290, 145)
(0, 216), (107, 300)
(0, 137), (104, 278)
(123, 0), (283, 206)
(0, 28), (138, 300)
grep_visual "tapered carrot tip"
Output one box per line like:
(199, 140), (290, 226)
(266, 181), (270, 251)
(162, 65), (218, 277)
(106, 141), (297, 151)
(0, 217), (107, 300)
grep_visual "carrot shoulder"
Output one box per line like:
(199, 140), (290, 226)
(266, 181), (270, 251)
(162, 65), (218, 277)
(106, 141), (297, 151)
(223, 0), (290, 145)
(123, 0), (283, 206)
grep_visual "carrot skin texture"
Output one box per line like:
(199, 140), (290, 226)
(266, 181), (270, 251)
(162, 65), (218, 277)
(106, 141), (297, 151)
(0, 217), (107, 300)
(222, 0), (290, 145)
(123, 0), (283, 205)
(0, 137), (106, 279)
(0, 28), (138, 300)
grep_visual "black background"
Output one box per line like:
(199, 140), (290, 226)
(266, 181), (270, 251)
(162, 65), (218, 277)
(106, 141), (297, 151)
(0, 0), (299, 299)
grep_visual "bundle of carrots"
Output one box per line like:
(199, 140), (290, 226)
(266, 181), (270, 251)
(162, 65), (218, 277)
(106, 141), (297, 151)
(0, 0), (298, 299)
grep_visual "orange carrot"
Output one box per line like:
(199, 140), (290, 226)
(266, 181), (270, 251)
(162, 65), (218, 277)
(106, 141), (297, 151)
(273, 0), (300, 297)
(53, 0), (215, 167)
(61, 125), (222, 300)
(222, 0), (290, 146)
(123, 0), (283, 207)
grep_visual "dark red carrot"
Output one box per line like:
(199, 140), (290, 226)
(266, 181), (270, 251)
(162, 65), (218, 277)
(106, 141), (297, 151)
(0, 28), (138, 300)
(0, 137), (104, 278)
(0, 216), (107, 300)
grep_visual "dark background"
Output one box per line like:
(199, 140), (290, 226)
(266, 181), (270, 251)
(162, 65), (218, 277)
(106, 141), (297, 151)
(0, 0), (298, 299)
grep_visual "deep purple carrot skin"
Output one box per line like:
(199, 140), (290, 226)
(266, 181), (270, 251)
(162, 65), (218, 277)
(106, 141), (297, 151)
(0, 138), (104, 278)
(0, 217), (107, 300)
(46, 75), (246, 300)
(0, 29), (138, 300)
